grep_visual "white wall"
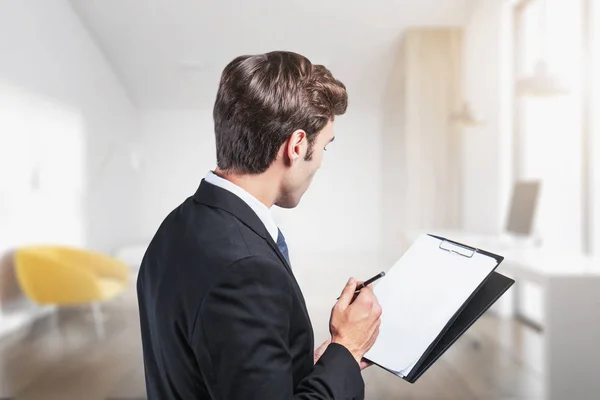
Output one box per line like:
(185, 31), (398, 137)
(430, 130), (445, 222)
(137, 109), (384, 258)
(0, 0), (140, 255)
(137, 110), (216, 237)
(461, 0), (514, 234)
(380, 30), (466, 266)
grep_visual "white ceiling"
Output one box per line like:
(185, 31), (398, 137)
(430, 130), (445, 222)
(69, 0), (468, 110)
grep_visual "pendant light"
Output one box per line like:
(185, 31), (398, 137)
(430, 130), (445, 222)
(517, 0), (568, 97)
(450, 101), (486, 126)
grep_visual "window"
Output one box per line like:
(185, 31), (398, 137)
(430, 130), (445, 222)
(513, 0), (591, 327)
(515, 0), (584, 252)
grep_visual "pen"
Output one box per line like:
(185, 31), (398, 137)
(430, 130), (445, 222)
(337, 271), (386, 300)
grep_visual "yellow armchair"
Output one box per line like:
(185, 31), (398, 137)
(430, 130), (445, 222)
(14, 246), (130, 338)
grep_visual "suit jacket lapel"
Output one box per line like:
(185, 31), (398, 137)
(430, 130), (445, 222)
(193, 180), (294, 276)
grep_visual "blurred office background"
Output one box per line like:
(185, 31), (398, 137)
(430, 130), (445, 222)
(1, 0), (599, 399)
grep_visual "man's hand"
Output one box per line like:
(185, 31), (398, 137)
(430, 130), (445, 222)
(329, 277), (382, 367)
(314, 338), (373, 371)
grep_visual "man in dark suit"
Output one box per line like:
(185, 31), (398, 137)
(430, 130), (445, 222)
(137, 51), (382, 399)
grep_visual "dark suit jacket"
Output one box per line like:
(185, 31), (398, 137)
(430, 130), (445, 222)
(137, 180), (365, 399)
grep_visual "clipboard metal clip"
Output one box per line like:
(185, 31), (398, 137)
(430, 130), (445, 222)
(438, 240), (475, 258)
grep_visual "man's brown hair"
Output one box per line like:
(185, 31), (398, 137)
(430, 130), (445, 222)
(213, 51), (348, 174)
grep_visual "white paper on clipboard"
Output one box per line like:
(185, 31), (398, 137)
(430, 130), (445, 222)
(363, 234), (499, 374)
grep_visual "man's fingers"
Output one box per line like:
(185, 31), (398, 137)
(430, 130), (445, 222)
(353, 284), (376, 307)
(337, 277), (358, 308)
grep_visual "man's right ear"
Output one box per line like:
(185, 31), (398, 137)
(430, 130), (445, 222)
(286, 129), (307, 163)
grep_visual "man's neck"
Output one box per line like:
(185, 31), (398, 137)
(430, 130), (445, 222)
(214, 168), (280, 208)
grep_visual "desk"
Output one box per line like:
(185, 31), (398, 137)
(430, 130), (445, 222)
(502, 247), (600, 400)
(405, 230), (600, 400)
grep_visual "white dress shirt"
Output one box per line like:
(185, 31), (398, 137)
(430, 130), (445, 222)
(204, 170), (279, 242)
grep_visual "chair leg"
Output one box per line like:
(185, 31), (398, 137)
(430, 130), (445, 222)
(91, 303), (105, 340)
(50, 308), (59, 333)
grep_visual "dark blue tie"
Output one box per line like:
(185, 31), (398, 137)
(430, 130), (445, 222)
(276, 228), (291, 266)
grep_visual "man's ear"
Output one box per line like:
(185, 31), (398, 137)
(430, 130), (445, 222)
(285, 129), (308, 164)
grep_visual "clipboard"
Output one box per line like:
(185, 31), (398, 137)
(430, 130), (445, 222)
(363, 234), (514, 383)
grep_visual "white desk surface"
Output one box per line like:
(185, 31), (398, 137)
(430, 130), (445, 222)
(405, 229), (600, 282)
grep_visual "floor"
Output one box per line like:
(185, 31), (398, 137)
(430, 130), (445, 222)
(0, 279), (544, 400)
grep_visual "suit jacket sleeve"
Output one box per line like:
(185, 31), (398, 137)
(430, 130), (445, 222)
(193, 255), (365, 399)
